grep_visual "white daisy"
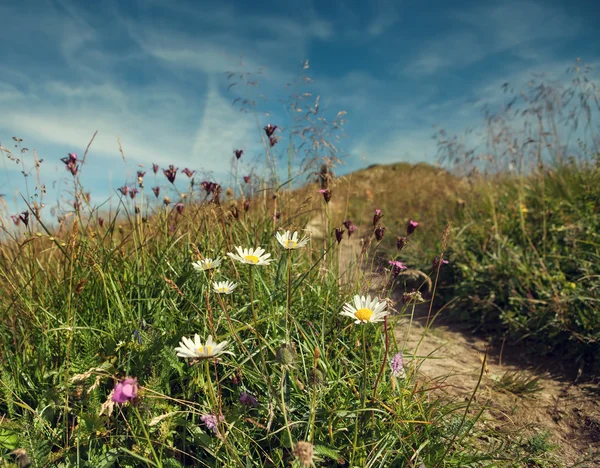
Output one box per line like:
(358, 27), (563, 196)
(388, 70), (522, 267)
(227, 246), (273, 266)
(276, 230), (310, 250)
(340, 295), (389, 324)
(192, 257), (222, 272)
(212, 280), (237, 295)
(174, 334), (232, 359)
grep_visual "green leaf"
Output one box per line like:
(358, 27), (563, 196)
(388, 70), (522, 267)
(0, 428), (19, 450)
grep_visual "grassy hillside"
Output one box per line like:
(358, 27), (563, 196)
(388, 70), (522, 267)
(308, 158), (600, 368)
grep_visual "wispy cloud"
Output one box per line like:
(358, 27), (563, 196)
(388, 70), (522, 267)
(403, 0), (583, 77)
(366, 2), (401, 37)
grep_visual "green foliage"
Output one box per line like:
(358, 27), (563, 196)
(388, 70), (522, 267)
(443, 161), (600, 364)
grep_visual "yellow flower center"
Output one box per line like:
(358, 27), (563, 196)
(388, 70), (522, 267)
(285, 239), (298, 248)
(355, 308), (373, 322)
(244, 255), (259, 264)
(218, 287), (227, 293)
(199, 345), (213, 355)
(204, 261), (211, 269)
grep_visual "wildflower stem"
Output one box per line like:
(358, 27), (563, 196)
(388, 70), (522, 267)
(372, 316), (389, 400)
(249, 266), (258, 330)
(280, 369), (295, 452)
(131, 405), (163, 468)
(203, 360), (241, 465)
(351, 325), (369, 465)
(436, 351), (488, 467)
(215, 293), (263, 376)
(206, 270), (215, 335)
(361, 324), (368, 404)
(286, 249), (292, 342)
(369, 238), (382, 274)
(247, 265), (280, 429)
(307, 370), (319, 443)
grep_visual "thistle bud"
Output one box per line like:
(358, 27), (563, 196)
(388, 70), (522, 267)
(276, 343), (297, 369)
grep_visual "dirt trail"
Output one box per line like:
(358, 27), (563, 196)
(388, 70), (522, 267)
(307, 214), (600, 467)
(394, 310), (600, 467)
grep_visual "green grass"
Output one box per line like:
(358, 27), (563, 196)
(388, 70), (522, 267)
(0, 186), (508, 467)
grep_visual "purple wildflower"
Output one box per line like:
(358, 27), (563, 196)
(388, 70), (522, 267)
(152, 186), (160, 198)
(243, 200), (250, 212)
(10, 215), (20, 226)
(163, 165), (178, 184)
(119, 186), (129, 196)
(239, 391), (258, 407)
(335, 227), (344, 244)
(112, 377), (138, 403)
(201, 413), (224, 434)
(137, 171), (146, 179)
(397, 236), (408, 251)
(60, 152), (79, 176)
(234, 149), (244, 160)
(407, 220), (419, 236)
(19, 211), (29, 227)
(182, 168), (195, 178)
(98, 217), (104, 228)
(374, 226), (386, 241)
(319, 188), (332, 203)
(269, 136), (278, 147)
(201, 181), (218, 195)
(347, 224), (358, 238)
(152, 163), (159, 174)
(175, 203), (184, 215)
(373, 209), (383, 226)
(243, 175), (251, 184)
(129, 187), (139, 200)
(390, 352), (405, 378)
(388, 260), (407, 277)
(264, 124), (278, 137)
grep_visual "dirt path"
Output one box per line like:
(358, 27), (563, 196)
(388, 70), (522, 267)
(314, 220), (600, 467)
(395, 310), (600, 467)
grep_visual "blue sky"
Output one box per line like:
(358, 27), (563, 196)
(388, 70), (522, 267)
(0, 0), (599, 216)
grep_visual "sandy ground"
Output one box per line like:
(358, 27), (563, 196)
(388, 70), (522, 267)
(394, 307), (600, 467)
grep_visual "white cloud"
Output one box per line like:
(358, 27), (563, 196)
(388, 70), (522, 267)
(191, 78), (257, 173)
